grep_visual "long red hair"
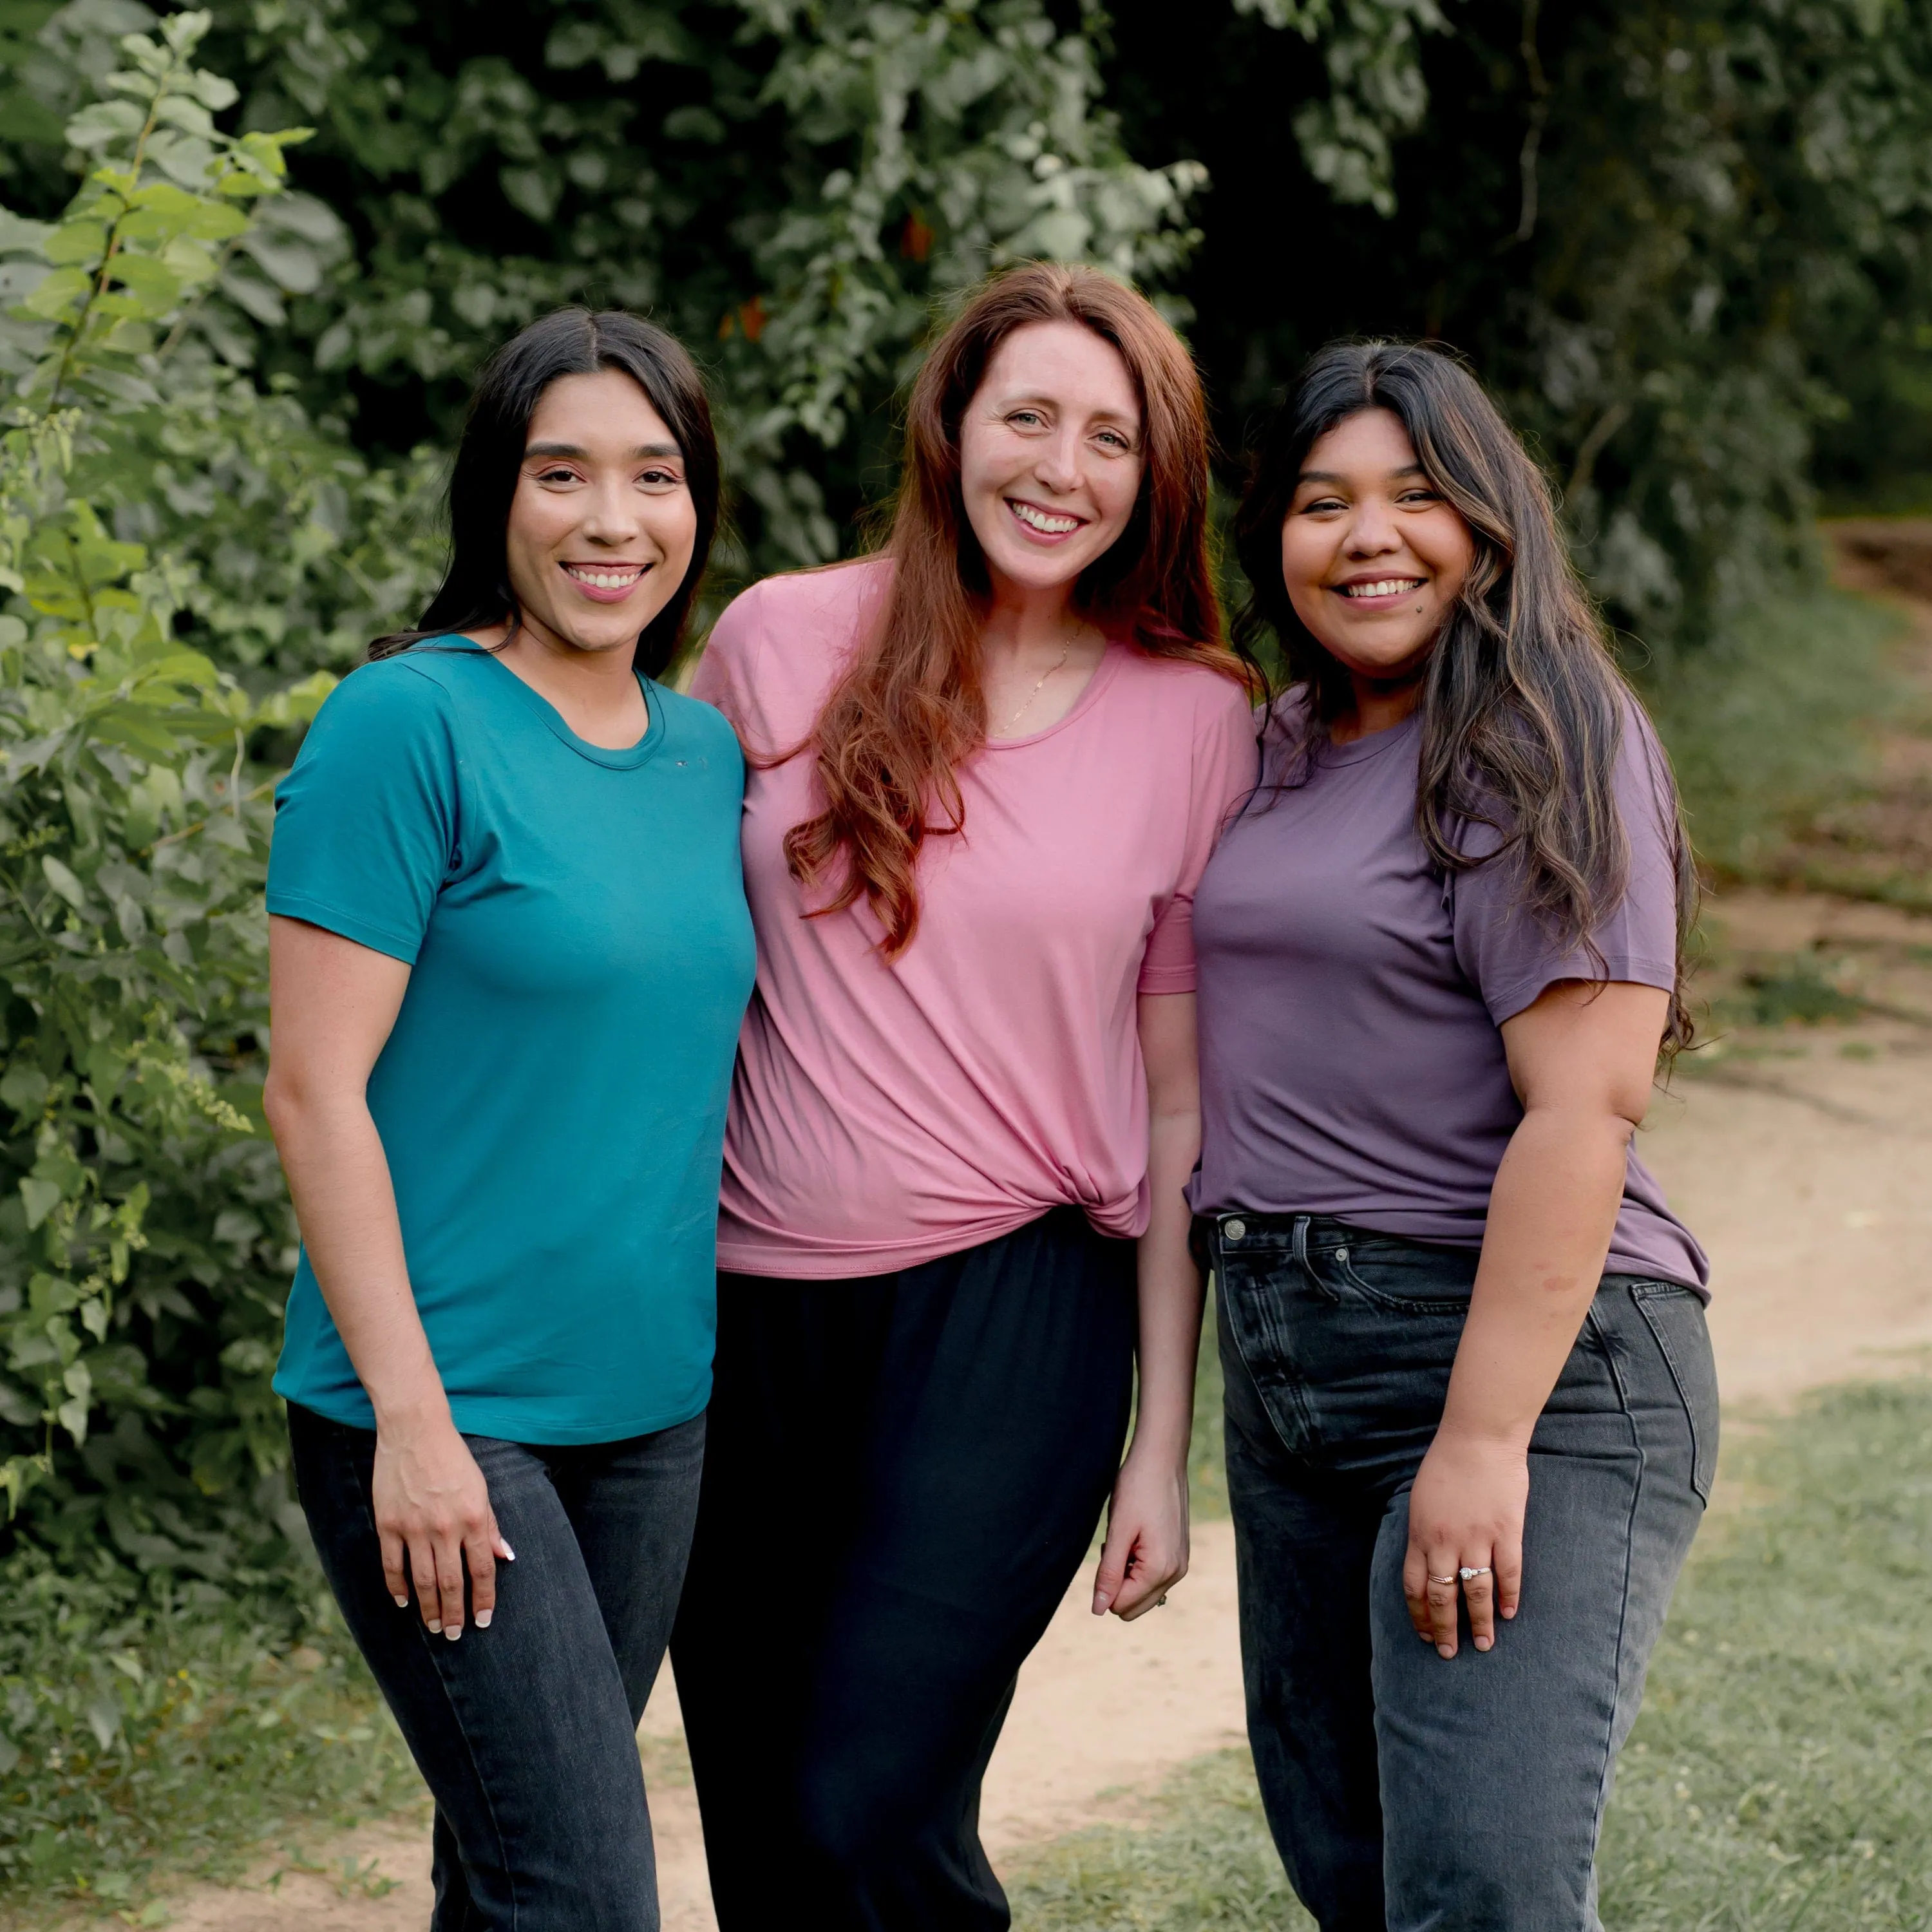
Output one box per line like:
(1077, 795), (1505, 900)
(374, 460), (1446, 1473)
(785, 261), (1253, 957)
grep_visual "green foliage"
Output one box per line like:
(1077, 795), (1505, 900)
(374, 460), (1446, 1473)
(0, 1544), (418, 1899)
(0, 12), (363, 1551)
(1108, 0), (1932, 650)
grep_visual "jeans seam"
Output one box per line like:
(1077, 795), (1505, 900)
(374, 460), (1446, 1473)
(1580, 1297), (1644, 1926)
(1215, 1243), (1318, 1457)
(346, 1439), (520, 1931)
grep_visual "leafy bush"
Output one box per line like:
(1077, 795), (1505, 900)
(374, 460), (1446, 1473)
(0, 12), (438, 1566)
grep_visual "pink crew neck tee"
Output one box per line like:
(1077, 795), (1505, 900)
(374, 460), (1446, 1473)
(690, 558), (1259, 1280)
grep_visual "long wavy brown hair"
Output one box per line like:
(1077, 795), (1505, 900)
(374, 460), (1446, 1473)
(784, 261), (1256, 958)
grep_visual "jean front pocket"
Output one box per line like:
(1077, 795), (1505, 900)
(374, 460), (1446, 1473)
(1629, 1282), (1720, 1504)
(1325, 1235), (1478, 1318)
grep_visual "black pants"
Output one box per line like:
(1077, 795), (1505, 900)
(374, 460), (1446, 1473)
(670, 1207), (1137, 1931)
(290, 1404), (705, 1931)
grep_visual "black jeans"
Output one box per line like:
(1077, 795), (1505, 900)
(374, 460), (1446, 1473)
(1211, 1213), (1717, 1932)
(289, 1403), (705, 1932)
(670, 1206), (1138, 1931)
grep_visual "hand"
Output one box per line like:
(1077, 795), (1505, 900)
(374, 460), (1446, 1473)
(1402, 1427), (1529, 1659)
(372, 1410), (514, 1640)
(1092, 1448), (1189, 1622)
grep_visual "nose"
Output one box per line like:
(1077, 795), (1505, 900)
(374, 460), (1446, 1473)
(1343, 497), (1404, 559)
(1033, 426), (1084, 498)
(580, 476), (644, 547)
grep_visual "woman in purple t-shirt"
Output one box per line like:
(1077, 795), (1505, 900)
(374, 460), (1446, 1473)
(1191, 341), (1717, 1931)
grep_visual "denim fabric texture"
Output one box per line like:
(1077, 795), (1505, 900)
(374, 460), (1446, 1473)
(289, 1404), (705, 1932)
(1210, 1213), (1716, 1932)
(672, 1206), (1138, 1931)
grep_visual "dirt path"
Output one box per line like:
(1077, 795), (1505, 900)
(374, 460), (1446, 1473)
(36, 529), (1932, 1931)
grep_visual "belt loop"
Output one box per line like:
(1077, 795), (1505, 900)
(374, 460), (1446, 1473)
(1291, 1213), (1311, 1269)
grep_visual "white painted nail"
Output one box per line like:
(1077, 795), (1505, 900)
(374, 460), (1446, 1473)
(443, 1625), (460, 1642)
(393, 1595), (410, 1608)
(426, 1620), (441, 1633)
(475, 1609), (492, 1629)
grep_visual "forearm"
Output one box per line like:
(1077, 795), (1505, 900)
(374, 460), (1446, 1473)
(1440, 1104), (1632, 1448)
(1128, 1105), (1207, 1470)
(269, 1094), (447, 1430)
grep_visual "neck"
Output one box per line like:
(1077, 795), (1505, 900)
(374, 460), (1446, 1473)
(979, 571), (1083, 661)
(490, 613), (641, 703)
(1331, 668), (1424, 744)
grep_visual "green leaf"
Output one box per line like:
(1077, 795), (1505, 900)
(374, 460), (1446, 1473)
(42, 218), (111, 267)
(19, 1177), (62, 1231)
(41, 855), (87, 908)
(20, 263), (89, 317)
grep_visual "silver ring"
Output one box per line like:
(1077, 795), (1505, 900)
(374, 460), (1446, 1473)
(1458, 1566), (1492, 1582)
(1428, 1574), (1456, 1586)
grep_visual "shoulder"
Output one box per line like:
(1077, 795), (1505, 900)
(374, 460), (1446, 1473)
(655, 680), (743, 762)
(305, 651), (460, 750)
(1609, 688), (1683, 847)
(708, 557), (889, 661)
(1115, 648), (1255, 721)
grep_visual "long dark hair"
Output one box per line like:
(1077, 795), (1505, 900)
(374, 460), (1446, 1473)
(784, 262), (1256, 959)
(1233, 340), (1697, 1052)
(373, 307), (719, 676)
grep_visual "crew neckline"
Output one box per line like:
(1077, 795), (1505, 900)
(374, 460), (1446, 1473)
(1320, 708), (1421, 768)
(431, 637), (667, 770)
(983, 638), (1128, 752)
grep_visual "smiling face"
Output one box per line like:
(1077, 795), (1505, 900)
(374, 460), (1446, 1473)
(957, 319), (1144, 603)
(1280, 406), (1476, 691)
(502, 368), (697, 658)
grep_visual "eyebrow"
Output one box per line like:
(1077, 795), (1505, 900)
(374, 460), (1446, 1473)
(1297, 464), (1428, 485)
(524, 440), (683, 460)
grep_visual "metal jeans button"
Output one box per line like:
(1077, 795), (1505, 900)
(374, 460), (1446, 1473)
(1222, 1217), (1247, 1243)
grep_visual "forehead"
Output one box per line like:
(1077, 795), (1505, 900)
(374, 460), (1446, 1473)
(977, 319), (1140, 421)
(526, 368), (676, 448)
(1300, 406), (1418, 477)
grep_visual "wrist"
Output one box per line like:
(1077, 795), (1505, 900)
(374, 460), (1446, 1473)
(1432, 1413), (1534, 1458)
(370, 1385), (454, 1442)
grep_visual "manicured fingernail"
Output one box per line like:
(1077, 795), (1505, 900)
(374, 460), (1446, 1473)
(503, 1546), (515, 1562)
(426, 1619), (441, 1633)
(1475, 1636), (1492, 1652)
(1437, 1643), (1455, 1659)
(393, 1595), (410, 1608)
(475, 1610), (492, 1629)
(444, 1625), (461, 1642)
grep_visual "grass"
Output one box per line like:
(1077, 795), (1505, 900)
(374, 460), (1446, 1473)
(1644, 579), (1911, 889)
(1007, 1379), (1932, 1931)
(0, 1552), (421, 1918)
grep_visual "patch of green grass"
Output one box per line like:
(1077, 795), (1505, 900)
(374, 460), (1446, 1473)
(1722, 956), (1868, 1029)
(0, 1550), (419, 1916)
(1010, 1380), (1932, 1931)
(1643, 580), (1906, 881)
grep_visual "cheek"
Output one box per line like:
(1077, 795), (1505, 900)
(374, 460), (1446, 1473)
(648, 495), (699, 571)
(1091, 461), (1142, 536)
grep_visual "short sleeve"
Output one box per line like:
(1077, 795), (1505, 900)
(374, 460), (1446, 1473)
(687, 594), (752, 733)
(1139, 681), (1261, 995)
(267, 660), (459, 965)
(1452, 701), (1683, 1025)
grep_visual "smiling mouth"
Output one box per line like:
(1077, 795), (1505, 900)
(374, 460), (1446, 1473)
(1006, 498), (1085, 538)
(1335, 577), (1426, 599)
(562, 563), (650, 592)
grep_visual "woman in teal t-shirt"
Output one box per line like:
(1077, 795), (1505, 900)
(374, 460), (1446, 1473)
(263, 308), (753, 1931)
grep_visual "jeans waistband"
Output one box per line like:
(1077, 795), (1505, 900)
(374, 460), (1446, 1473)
(1201, 1211), (1398, 1265)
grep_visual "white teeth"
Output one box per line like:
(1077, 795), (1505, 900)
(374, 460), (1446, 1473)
(1010, 501), (1081, 535)
(1342, 578), (1424, 598)
(565, 566), (643, 590)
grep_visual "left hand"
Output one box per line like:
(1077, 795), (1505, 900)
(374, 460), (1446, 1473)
(1402, 1426), (1530, 1659)
(1092, 1448), (1189, 1620)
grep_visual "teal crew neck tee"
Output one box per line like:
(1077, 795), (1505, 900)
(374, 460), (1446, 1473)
(267, 641), (755, 1444)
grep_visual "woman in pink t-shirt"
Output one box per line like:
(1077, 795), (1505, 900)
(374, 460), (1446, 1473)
(672, 263), (1257, 1926)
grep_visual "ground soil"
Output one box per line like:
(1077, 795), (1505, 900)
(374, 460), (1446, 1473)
(27, 530), (1932, 1931)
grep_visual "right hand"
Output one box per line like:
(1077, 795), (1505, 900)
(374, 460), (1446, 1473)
(372, 1412), (514, 1640)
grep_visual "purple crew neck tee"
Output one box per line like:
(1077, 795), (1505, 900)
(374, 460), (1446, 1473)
(1189, 696), (1709, 1293)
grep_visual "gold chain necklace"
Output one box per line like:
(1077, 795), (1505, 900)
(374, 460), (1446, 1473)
(996, 639), (1074, 737)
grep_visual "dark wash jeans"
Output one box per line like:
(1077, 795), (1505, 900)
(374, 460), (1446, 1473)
(1209, 1213), (1717, 1932)
(289, 1403), (705, 1932)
